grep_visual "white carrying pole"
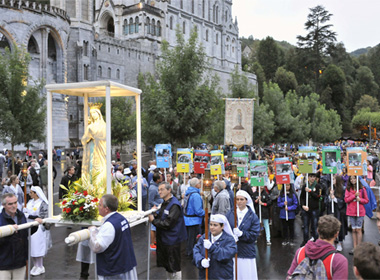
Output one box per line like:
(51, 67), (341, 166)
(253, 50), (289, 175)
(164, 169), (167, 182)
(105, 85), (112, 194)
(47, 90), (53, 217)
(306, 174), (309, 207)
(239, 176), (241, 186)
(285, 187), (288, 221)
(147, 220), (151, 280)
(259, 186), (262, 223)
(135, 93), (142, 212)
(183, 173), (186, 186)
(331, 174), (334, 214)
(357, 177), (359, 217)
(28, 228), (31, 280)
(201, 174), (204, 193)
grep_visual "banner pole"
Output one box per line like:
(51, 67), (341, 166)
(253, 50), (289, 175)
(259, 186), (262, 223)
(285, 186), (288, 221)
(306, 174), (309, 207)
(357, 177), (359, 217)
(331, 174), (334, 214)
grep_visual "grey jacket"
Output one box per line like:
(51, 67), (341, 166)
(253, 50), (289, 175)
(212, 189), (231, 215)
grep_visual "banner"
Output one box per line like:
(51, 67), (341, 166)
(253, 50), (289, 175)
(250, 160), (268, 186)
(193, 150), (210, 174)
(346, 147), (367, 176)
(224, 98), (254, 147)
(298, 146), (318, 174)
(275, 157), (292, 184)
(232, 151), (249, 177)
(155, 144), (172, 168)
(210, 150), (224, 176)
(176, 148), (193, 173)
(322, 146), (341, 174)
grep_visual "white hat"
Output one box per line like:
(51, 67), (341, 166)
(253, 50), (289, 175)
(236, 190), (255, 212)
(210, 214), (236, 241)
(148, 165), (157, 171)
(124, 168), (131, 175)
(31, 186), (48, 205)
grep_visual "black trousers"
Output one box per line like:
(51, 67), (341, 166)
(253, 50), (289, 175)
(281, 218), (295, 240)
(186, 224), (201, 256)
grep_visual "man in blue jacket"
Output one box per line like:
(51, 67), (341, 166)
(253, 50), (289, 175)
(183, 178), (205, 257)
(0, 193), (41, 279)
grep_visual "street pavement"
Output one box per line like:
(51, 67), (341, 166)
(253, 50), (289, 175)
(29, 160), (380, 280)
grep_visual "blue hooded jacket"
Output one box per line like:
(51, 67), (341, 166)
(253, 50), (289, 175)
(183, 186), (205, 226)
(359, 176), (377, 218)
(277, 192), (298, 220)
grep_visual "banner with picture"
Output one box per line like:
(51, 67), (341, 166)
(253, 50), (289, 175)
(224, 98), (254, 147)
(346, 147), (367, 176)
(275, 157), (293, 184)
(193, 150), (211, 174)
(232, 151), (249, 177)
(250, 160), (268, 186)
(176, 148), (193, 173)
(298, 146), (318, 174)
(210, 150), (224, 176)
(322, 146), (342, 174)
(156, 144), (172, 168)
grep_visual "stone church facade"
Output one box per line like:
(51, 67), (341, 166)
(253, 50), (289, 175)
(0, 0), (255, 148)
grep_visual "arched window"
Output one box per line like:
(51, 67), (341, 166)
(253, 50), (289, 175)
(202, 0), (205, 18)
(124, 19), (129, 35)
(116, 69), (120, 79)
(225, 10), (228, 22)
(146, 17), (150, 34)
(206, 29), (209, 42)
(129, 18), (134, 34)
(107, 67), (111, 78)
(135, 17), (139, 33)
(232, 39), (235, 53)
(170, 16), (173, 30)
(152, 19), (156, 36)
(98, 66), (102, 77)
(216, 33), (218, 45)
(216, 6), (219, 24)
(213, 5), (215, 22)
(183, 21), (186, 34)
(192, 0), (194, 13)
(84, 65), (89, 80)
(157, 21), (161, 36)
(208, 0), (211, 20)
(180, 0), (183, 9)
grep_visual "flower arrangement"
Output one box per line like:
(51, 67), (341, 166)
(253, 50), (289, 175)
(58, 190), (99, 223)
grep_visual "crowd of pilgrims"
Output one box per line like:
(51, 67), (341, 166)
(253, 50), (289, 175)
(0, 143), (378, 278)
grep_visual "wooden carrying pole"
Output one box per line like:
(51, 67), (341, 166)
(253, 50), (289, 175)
(204, 206), (209, 280)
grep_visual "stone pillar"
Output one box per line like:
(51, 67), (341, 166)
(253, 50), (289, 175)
(40, 28), (49, 81)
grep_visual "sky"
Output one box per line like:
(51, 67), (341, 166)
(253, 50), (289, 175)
(232, 0), (380, 52)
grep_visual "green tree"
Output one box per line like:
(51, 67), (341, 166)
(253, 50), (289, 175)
(251, 62), (265, 101)
(353, 66), (379, 100)
(274, 67), (298, 94)
(310, 105), (342, 142)
(352, 108), (380, 130)
(228, 66), (256, 98)
(297, 5), (337, 91)
(354, 95), (379, 113)
(257, 36), (281, 82)
(253, 102), (275, 145)
(0, 46), (46, 172)
(100, 97), (136, 150)
(139, 27), (221, 145)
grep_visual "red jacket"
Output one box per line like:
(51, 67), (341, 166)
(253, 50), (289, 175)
(344, 187), (369, 217)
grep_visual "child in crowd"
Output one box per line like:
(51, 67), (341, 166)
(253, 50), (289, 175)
(277, 183), (298, 246)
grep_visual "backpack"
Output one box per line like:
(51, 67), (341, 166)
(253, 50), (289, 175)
(183, 192), (197, 217)
(289, 246), (336, 280)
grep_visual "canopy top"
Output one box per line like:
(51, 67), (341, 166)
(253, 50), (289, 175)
(45, 80), (141, 97)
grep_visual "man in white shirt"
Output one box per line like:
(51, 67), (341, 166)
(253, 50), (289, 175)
(89, 194), (137, 280)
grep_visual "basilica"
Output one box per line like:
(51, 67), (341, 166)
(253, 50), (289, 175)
(0, 0), (255, 148)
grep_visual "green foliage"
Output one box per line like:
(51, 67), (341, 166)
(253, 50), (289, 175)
(0, 45), (45, 169)
(310, 105), (342, 142)
(100, 97), (136, 148)
(140, 27), (221, 145)
(251, 62), (265, 101)
(228, 66), (256, 98)
(253, 102), (275, 145)
(257, 36), (282, 82)
(354, 95), (379, 113)
(352, 109), (380, 129)
(274, 67), (298, 94)
(353, 66), (379, 100)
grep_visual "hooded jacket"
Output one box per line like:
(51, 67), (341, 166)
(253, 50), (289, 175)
(287, 239), (348, 280)
(183, 186), (205, 226)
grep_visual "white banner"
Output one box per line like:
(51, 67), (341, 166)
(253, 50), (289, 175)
(224, 98), (254, 147)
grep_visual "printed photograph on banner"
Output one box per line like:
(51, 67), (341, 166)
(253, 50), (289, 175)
(232, 151), (249, 177)
(176, 148), (192, 173)
(346, 147), (367, 176)
(275, 158), (292, 184)
(210, 150), (224, 175)
(298, 146), (317, 174)
(224, 99), (254, 147)
(250, 160), (268, 186)
(322, 146), (341, 174)
(156, 144), (172, 168)
(193, 150), (211, 174)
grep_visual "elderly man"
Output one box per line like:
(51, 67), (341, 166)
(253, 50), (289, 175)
(0, 193), (42, 279)
(149, 182), (187, 279)
(89, 194), (137, 280)
(183, 178), (205, 257)
(212, 180), (231, 216)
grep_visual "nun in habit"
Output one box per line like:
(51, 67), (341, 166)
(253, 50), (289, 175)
(227, 190), (261, 280)
(193, 214), (237, 280)
(24, 186), (50, 276)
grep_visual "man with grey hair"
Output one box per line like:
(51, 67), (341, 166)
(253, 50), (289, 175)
(212, 180), (231, 216)
(149, 182), (187, 279)
(183, 177), (205, 257)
